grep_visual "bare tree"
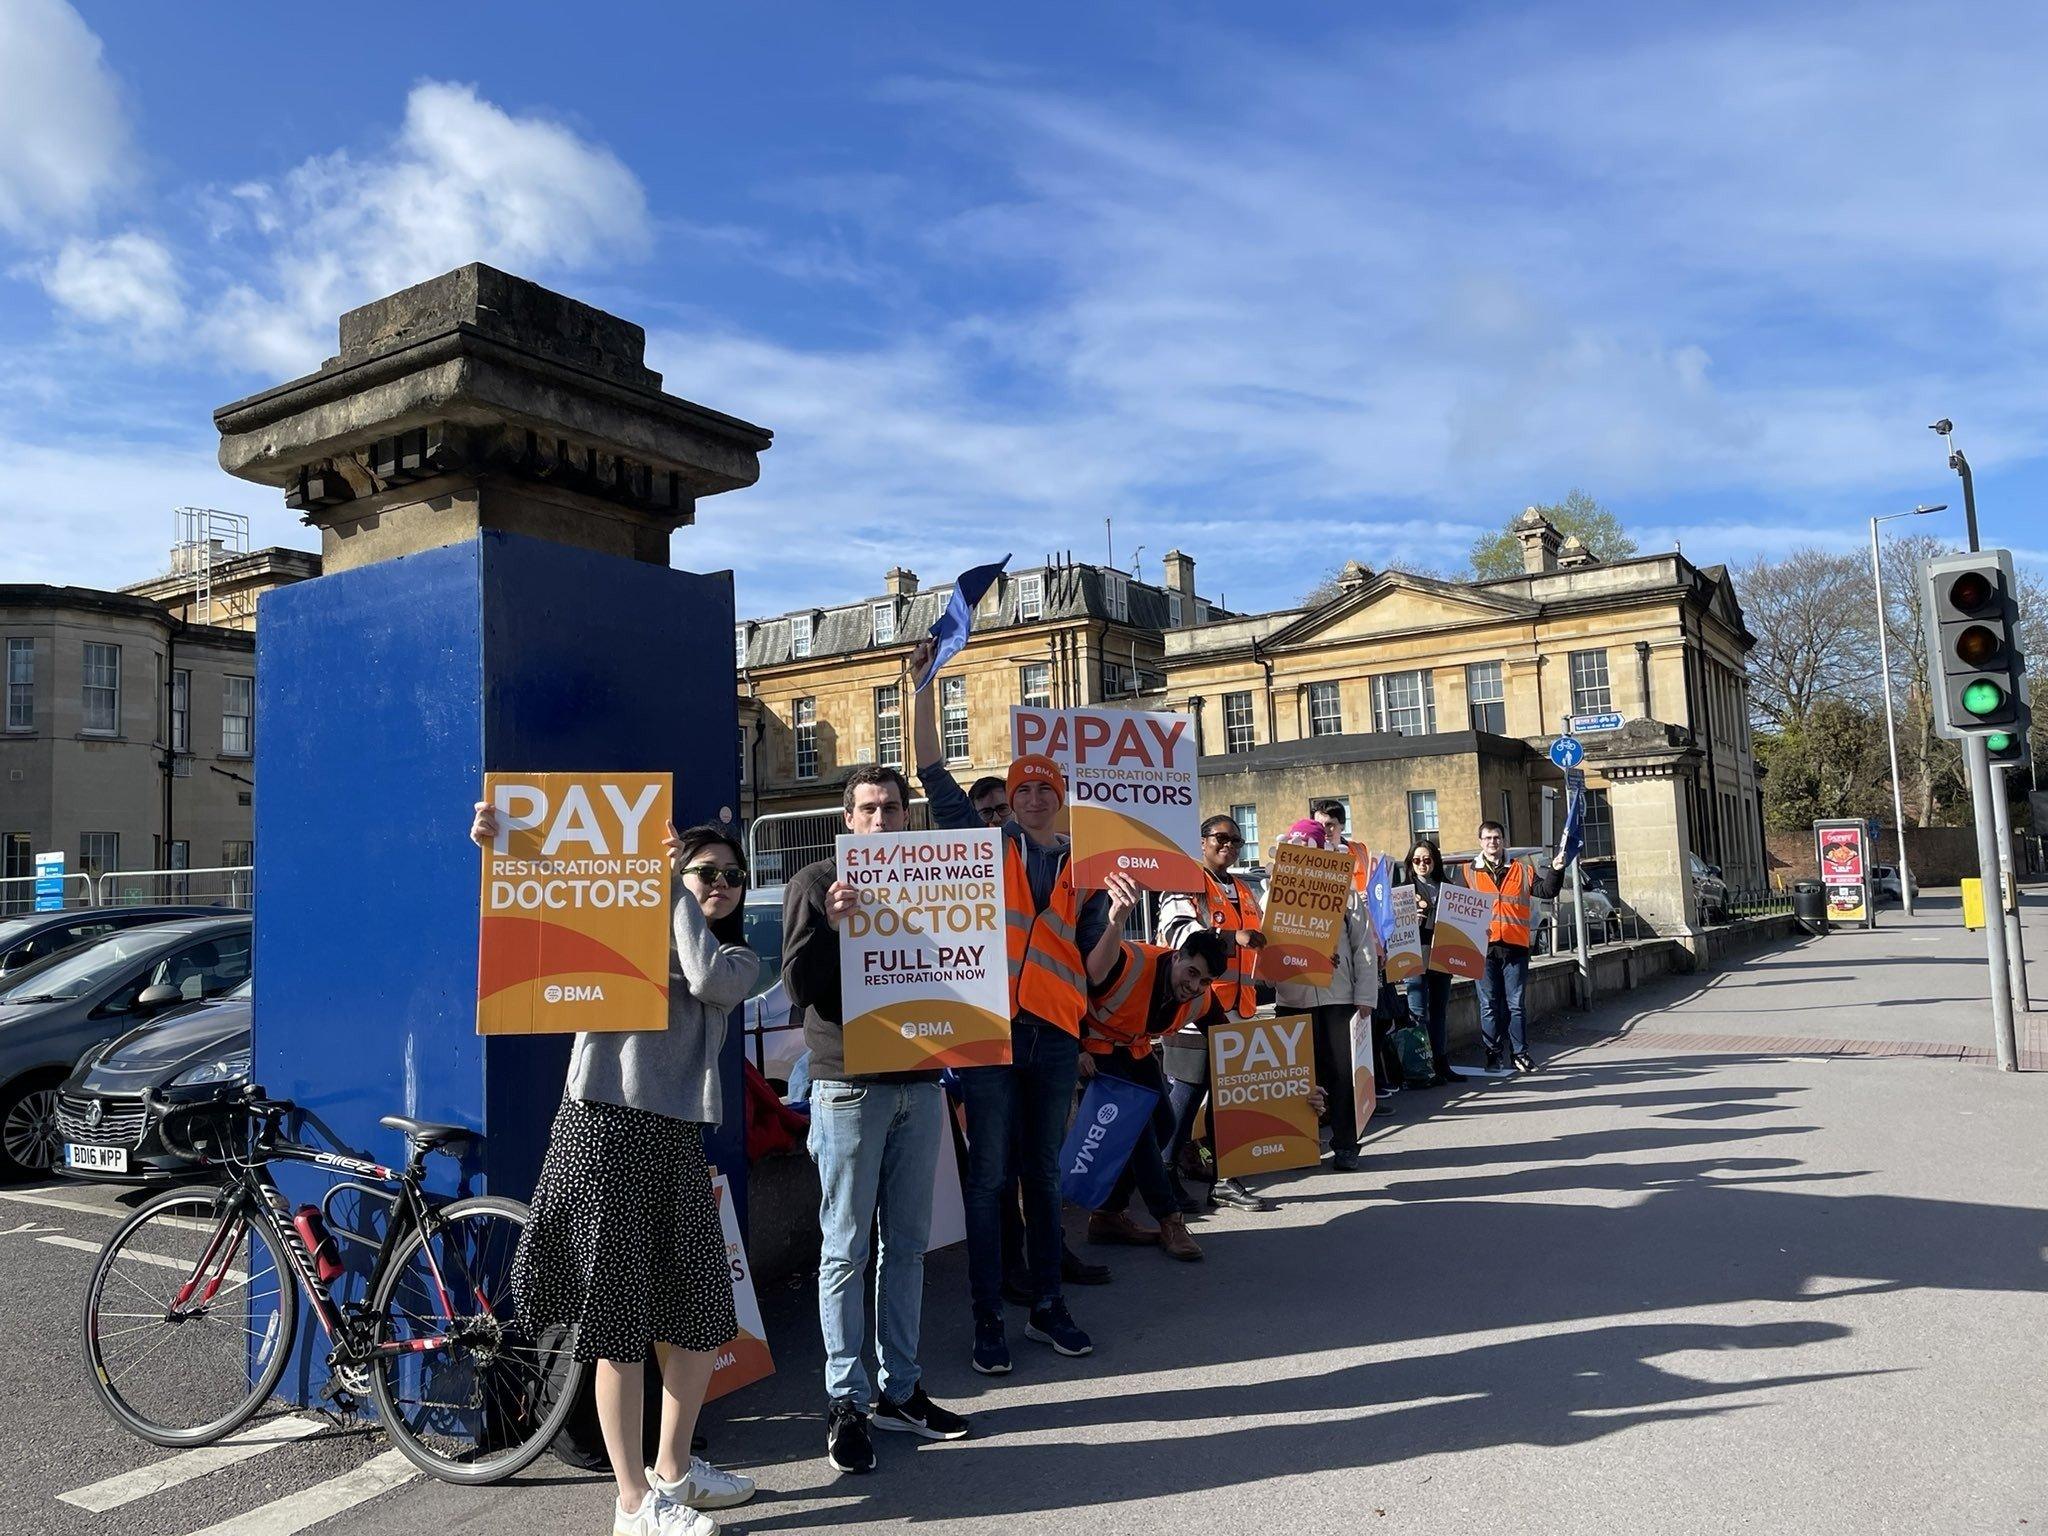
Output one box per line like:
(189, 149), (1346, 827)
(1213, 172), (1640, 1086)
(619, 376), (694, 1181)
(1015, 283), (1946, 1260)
(1738, 548), (1880, 731)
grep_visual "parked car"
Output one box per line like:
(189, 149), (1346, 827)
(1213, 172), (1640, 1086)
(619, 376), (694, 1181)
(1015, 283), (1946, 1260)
(741, 886), (805, 1089)
(1690, 854), (1730, 924)
(1874, 865), (1918, 903)
(0, 917), (251, 1177)
(0, 905), (235, 980)
(1534, 884), (1621, 951)
(55, 980), (251, 1184)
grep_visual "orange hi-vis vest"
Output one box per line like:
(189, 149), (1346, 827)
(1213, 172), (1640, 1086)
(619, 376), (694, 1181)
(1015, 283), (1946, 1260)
(1466, 858), (1534, 947)
(1197, 869), (1262, 1019)
(1344, 841), (1372, 895)
(1004, 833), (1088, 1036)
(1084, 942), (1203, 1058)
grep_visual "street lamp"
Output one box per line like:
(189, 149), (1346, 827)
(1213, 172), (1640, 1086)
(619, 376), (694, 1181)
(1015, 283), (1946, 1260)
(1870, 501), (1946, 917)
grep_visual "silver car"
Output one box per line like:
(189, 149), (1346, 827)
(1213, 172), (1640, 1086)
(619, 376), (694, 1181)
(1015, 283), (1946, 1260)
(0, 917), (251, 1176)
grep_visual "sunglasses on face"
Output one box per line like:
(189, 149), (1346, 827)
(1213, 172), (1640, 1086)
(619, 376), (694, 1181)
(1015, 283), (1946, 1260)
(1206, 834), (1244, 848)
(683, 864), (748, 889)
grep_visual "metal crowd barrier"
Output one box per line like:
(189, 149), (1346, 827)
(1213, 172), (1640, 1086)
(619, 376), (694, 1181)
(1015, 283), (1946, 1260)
(92, 866), (254, 909)
(745, 800), (932, 887)
(0, 871), (96, 913)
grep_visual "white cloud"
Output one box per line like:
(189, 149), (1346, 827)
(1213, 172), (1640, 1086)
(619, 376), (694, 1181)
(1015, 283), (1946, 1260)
(0, 0), (128, 237)
(41, 231), (182, 332)
(204, 81), (650, 374)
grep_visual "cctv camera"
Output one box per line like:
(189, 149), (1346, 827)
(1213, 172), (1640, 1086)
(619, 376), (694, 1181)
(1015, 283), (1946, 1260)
(1929, 418), (1953, 434)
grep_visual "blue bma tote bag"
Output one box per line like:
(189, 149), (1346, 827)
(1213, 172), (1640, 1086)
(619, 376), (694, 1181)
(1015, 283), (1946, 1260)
(1058, 1071), (1161, 1208)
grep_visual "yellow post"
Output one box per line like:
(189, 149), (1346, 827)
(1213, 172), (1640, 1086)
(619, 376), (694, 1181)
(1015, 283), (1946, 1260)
(1962, 878), (1984, 931)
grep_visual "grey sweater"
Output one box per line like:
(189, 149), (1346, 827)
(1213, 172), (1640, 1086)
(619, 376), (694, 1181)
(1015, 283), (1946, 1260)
(564, 885), (760, 1126)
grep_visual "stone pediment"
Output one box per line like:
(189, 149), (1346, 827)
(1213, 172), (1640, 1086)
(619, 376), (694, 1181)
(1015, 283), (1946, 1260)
(1265, 571), (1539, 649)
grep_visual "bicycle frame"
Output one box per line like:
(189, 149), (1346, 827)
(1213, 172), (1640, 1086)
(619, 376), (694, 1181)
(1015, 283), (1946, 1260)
(166, 1103), (469, 1372)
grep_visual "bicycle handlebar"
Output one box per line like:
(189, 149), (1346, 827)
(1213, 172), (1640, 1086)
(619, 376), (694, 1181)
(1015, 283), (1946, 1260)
(149, 1087), (295, 1165)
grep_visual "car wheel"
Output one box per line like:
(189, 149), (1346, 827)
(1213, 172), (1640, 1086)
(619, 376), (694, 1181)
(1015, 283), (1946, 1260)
(0, 1072), (65, 1178)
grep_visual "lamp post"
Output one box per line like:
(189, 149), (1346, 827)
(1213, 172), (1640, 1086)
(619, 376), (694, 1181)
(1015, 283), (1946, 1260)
(1870, 502), (1946, 918)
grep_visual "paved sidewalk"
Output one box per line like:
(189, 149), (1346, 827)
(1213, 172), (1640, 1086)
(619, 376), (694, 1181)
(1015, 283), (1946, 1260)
(6, 891), (2044, 1535)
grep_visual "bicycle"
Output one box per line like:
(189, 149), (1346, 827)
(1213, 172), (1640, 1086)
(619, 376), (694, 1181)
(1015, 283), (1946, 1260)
(81, 1084), (585, 1484)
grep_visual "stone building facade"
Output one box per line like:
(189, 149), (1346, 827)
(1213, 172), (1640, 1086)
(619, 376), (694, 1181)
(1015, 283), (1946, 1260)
(737, 551), (1230, 821)
(0, 587), (261, 905)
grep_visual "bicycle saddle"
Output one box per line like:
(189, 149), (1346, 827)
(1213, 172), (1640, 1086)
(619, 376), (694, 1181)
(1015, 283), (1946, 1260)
(379, 1115), (478, 1152)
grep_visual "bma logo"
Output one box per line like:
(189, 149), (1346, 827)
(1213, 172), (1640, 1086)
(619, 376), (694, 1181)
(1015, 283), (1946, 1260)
(899, 1019), (955, 1039)
(1115, 855), (1162, 872)
(1094, 1101), (1121, 1127)
(544, 984), (606, 1004)
(1252, 1141), (1284, 1156)
(1068, 1111), (1118, 1176)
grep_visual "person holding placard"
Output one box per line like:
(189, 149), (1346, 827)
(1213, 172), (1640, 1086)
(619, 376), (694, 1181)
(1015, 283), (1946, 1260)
(467, 807), (759, 1534)
(784, 747), (972, 1475)
(910, 643), (1111, 1376)
(1401, 838), (1467, 1086)
(1270, 823), (1379, 1172)
(1455, 821), (1567, 1073)
(1312, 798), (1372, 896)
(1157, 813), (1272, 1213)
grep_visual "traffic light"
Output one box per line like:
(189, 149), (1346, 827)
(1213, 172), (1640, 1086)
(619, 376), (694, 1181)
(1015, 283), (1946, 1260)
(1922, 550), (2027, 738)
(1985, 695), (2032, 768)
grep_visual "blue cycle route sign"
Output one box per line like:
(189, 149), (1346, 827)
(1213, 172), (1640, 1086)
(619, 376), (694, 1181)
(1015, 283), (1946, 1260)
(33, 851), (65, 911)
(1549, 735), (1585, 769)
(1569, 712), (1624, 733)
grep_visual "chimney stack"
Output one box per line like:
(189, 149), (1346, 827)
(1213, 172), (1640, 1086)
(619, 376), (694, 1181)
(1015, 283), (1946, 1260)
(885, 567), (919, 597)
(1162, 549), (1196, 597)
(1513, 508), (1562, 574)
(1556, 533), (1597, 570)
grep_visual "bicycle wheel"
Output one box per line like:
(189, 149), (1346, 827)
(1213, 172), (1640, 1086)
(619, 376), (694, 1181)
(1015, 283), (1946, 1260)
(366, 1194), (583, 1484)
(83, 1185), (298, 1446)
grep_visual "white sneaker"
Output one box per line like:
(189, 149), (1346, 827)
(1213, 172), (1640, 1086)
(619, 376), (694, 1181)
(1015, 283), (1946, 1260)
(649, 1456), (756, 1510)
(613, 1489), (717, 1536)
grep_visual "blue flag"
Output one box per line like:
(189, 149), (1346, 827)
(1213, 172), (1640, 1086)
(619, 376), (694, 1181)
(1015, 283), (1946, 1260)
(1560, 780), (1586, 867)
(1365, 853), (1397, 948)
(917, 556), (1011, 689)
(1058, 1072), (1160, 1209)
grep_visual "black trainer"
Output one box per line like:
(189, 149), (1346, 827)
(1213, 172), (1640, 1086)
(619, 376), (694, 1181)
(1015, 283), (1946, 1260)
(826, 1398), (874, 1473)
(874, 1385), (971, 1441)
(1024, 1299), (1094, 1357)
(1513, 1051), (1536, 1074)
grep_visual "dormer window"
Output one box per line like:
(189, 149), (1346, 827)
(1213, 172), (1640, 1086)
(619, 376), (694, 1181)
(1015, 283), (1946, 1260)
(791, 613), (813, 658)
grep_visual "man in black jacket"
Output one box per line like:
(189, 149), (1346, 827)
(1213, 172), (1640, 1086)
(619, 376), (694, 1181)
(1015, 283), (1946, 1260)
(783, 761), (970, 1474)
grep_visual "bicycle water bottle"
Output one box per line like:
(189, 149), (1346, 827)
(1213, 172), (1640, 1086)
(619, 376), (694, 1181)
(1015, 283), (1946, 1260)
(292, 1206), (345, 1285)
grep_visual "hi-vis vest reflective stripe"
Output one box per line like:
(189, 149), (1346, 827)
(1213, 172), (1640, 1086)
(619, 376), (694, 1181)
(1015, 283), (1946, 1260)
(1005, 834), (1087, 1035)
(1467, 859), (1534, 947)
(1084, 942), (1200, 1057)
(1199, 871), (1262, 1019)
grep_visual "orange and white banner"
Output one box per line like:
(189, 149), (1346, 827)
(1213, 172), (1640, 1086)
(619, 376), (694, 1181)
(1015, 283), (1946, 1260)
(1210, 1013), (1321, 1179)
(705, 1172), (774, 1401)
(477, 773), (671, 1036)
(1262, 841), (1354, 987)
(1011, 705), (1201, 892)
(838, 830), (1013, 1073)
(1427, 883), (1493, 980)
(1380, 903), (1425, 983)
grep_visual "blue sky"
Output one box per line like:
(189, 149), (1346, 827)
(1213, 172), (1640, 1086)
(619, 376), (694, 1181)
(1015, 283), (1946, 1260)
(3, 0), (2044, 620)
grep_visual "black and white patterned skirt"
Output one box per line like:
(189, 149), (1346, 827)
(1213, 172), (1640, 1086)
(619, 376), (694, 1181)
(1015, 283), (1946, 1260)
(512, 1097), (738, 1364)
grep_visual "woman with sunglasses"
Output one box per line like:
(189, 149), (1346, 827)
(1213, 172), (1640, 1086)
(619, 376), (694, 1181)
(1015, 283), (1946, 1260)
(1156, 814), (1272, 1212)
(1402, 839), (1465, 1085)
(467, 807), (759, 1536)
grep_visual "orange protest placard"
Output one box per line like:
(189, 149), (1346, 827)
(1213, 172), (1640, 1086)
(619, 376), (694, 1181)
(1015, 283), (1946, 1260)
(1011, 705), (1202, 892)
(705, 1172), (775, 1400)
(1262, 841), (1355, 987)
(476, 773), (672, 1035)
(1427, 882), (1493, 980)
(1209, 1013), (1321, 1179)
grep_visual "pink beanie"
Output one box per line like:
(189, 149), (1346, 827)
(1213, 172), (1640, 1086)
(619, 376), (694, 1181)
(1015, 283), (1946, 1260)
(1285, 818), (1327, 847)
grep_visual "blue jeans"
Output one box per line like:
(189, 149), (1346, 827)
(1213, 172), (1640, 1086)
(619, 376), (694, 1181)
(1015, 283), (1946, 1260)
(808, 1078), (943, 1407)
(1406, 970), (1453, 1072)
(1478, 944), (1529, 1056)
(959, 1019), (1079, 1312)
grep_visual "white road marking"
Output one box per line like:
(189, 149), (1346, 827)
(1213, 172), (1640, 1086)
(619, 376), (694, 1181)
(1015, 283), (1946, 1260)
(183, 1450), (418, 1536)
(38, 1233), (192, 1269)
(59, 1417), (327, 1512)
(0, 1188), (218, 1231)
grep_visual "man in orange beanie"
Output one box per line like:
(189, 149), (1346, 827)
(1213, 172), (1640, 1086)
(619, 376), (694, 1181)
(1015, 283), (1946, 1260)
(906, 644), (1111, 1374)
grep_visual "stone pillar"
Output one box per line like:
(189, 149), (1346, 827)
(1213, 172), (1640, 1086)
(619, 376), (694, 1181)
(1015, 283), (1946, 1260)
(1513, 508), (1561, 573)
(1592, 719), (1704, 943)
(218, 264), (770, 1402)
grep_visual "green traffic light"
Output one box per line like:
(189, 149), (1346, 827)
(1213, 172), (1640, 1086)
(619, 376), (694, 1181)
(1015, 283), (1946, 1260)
(1988, 732), (2015, 751)
(1962, 679), (2007, 717)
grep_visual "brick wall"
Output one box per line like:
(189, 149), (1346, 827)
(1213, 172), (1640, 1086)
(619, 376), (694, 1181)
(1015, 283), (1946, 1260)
(1764, 825), (2022, 887)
